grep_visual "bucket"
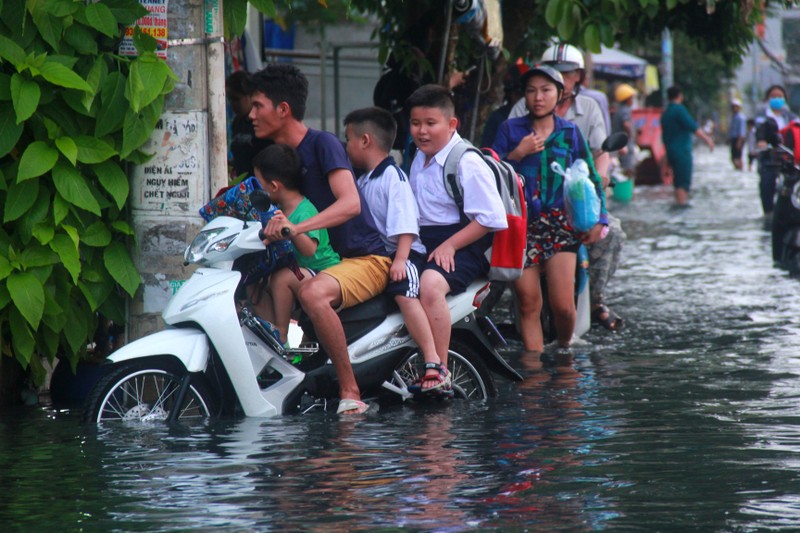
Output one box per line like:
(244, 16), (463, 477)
(613, 179), (634, 203)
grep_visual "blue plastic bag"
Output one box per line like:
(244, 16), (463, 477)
(551, 159), (600, 232)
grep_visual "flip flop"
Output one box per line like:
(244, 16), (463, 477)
(336, 398), (370, 415)
(592, 304), (624, 331)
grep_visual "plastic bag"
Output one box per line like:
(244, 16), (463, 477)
(551, 159), (600, 232)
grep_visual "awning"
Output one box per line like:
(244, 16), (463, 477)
(591, 46), (648, 79)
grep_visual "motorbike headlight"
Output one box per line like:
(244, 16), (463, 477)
(184, 228), (226, 264)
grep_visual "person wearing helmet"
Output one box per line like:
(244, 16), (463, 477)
(508, 43), (610, 181)
(492, 65), (608, 354)
(612, 83), (638, 176)
(510, 44), (626, 332)
(728, 98), (746, 171)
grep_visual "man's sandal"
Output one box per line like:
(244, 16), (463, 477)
(591, 304), (624, 331)
(409, 362), (450, 395)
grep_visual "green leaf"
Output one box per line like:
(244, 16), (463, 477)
(545, 0), (562, 28)
(223, 0), (249, 41)
(121, 96), (163, 158)
(8, 272), (45, 329)
(104, 241), (140, 297)
(51, 162), (101, 215)
(75, 135), (117, 163)
(128, 54), (170, 111)
(50, 234), (81, 284)
(19, 243), (59, 268)
(105, 0), (149, 25)
(85, 3), (119, 38)
(0, 255), (12, 281)
(32, 222), (55, 245)
(17, 141), (59, 182)
(53, 193), (69, 225)
(93, 160), (129, 210)
(9, 308), (35, 366)
(96, 72), (127, 137)
(82, 221), (112, 247)
(37, 61), (93, 92)
(30, 8), (63, 52)
(0, 34), (26, 65)
(63, 302), (89, 354)
(4, 178), (39, 223)
(42, 0), (79, 18)
(249, 0), (277, 18)
(112, 220), (134, 236)
(0, 106), (24, 158)
(55, 136), (78, 166)
(10, 74), (40, 124)
(63, 21), (98, 55)
(584, 24), (601, 53)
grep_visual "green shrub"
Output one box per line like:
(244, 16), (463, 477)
(0, 0), (175, 384)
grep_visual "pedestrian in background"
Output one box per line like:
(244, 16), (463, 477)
(660, 86), (715, 206)
(728, 98), (746, 171)
(755, 84), (797, 220)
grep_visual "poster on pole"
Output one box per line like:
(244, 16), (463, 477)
(119, 0), (169, 59)
(131, 110), (208, 213)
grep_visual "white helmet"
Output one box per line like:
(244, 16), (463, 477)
(540, 43), (585, 72)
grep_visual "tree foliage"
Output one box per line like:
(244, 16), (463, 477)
(0, 0), (175, 383)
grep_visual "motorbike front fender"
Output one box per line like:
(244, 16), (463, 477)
(108, 328), (210, 372)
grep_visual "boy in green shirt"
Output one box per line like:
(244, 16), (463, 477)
(253, 144), (340, 345)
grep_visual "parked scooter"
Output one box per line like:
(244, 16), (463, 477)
(83, 191), (521, 423)
(772, 142), (800, 272)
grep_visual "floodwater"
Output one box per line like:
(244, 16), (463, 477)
(4, 147), (800, 531)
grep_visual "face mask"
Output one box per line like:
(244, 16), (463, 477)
(769, 97), (785, 110)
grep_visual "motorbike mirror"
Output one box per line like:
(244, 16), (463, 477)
(249, 190), (273, 212)
(601, 132), (629, 153)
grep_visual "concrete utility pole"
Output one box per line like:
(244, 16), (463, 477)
(127, 0), (228, 340)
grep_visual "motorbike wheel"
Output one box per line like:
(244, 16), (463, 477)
(83, 359), (219, 424)
(394, 340), (497, 400)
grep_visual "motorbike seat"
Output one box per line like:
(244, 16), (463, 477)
(298, 293), (399, 345)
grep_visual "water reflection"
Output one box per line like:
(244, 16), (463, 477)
(3, 149), (800, 530)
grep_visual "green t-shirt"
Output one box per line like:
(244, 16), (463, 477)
(287, 198), (340, 271)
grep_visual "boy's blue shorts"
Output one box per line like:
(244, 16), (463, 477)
(386, 250), (426, 299)
(419, 224), (489, 295)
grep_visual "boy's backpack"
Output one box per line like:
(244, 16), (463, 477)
(443, 141), (527, 281)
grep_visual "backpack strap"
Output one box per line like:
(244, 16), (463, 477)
(443, 140), (488, 224)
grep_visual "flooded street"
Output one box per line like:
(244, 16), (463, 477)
(3, 147), (800, 531)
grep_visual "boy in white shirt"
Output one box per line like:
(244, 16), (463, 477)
(405, 85), (507, 394)
(344, 107), (450, 394)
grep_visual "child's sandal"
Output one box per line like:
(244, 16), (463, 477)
(409, 362), (448, 395)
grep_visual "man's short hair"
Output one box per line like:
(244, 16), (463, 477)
(667, 86), (682, 101)
(252, 143), (302, 191)
(248, 63), (309, 121)
(343, 107), (397, 153)
(405, 84), (455, 117)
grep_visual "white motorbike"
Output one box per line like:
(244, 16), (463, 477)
(83, 191), (522, 423)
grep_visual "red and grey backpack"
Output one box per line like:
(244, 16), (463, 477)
(443, 141), (528, 281)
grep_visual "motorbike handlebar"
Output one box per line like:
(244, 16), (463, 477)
(258, 226), (292, 241)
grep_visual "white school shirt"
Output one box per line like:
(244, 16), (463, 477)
(357, 157), (426, 256)
(408, 132), (508, 230)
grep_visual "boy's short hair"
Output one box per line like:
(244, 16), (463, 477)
(666, 86), (682, 101)
(252, 144), (302, 191)
(405, 84), (455, 117)
(248, 63), (308, 120)
(225, 70), (251, 97)
(343, 107), (397, 153)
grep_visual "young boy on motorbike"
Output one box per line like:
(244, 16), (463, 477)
(252, 143), (340, 346)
